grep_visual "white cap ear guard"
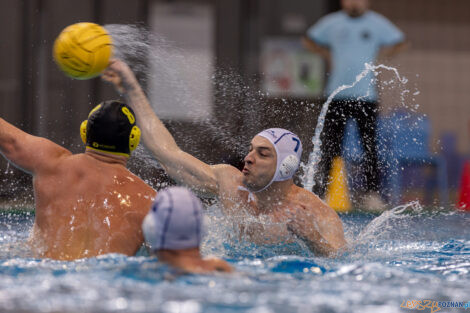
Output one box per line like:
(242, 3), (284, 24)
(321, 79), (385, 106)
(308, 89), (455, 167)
(278, 154), (300, 179)
(256, 128), (302, 191)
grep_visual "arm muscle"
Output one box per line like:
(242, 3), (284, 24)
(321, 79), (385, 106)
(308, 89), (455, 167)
(102, 60), (224, 196)
(0, 118), (70, 174)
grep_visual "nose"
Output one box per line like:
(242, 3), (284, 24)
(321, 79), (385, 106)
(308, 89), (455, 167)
(244, 150), (255, 165)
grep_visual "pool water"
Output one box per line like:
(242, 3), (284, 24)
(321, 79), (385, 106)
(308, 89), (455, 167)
(0, 204), (469, 313)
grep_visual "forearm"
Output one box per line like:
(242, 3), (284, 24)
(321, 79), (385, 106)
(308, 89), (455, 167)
(302, 234), (343, 257)
(378, 41), (408, 59)
(103, 59), (220, 194)
(124, 85), (179, 161)
(302, 36), (330, 62)
(123, 81), (218, 195)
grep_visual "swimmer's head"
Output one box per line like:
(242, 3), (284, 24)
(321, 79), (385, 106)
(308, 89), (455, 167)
(80, 100), (141, 157)
(242, 128), (302, 192)
(342, 0), (369, 17)
(142, 186), (203, 251)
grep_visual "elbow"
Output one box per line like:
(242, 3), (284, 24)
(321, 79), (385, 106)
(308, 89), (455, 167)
(1, 136), (20, 160)
(313, 245), (342, 258)
(309, 237), (347, 258)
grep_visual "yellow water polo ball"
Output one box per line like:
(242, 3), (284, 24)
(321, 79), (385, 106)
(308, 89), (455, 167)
(53, 22), (113, 80)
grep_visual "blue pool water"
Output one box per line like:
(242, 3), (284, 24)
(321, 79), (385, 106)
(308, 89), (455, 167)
(0, 204), (469, 313)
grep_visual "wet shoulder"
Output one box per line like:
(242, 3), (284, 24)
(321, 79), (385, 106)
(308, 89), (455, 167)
(212, 164), (243, 187)
(102, 164), (156, 197)
(57, 154), (154, 194)
(291, 186), (329, 210)
(41, 153), (88, 176)
(292, 185), (321, 201)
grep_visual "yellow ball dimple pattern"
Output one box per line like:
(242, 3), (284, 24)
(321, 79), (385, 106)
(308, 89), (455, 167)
(53, 22), (113, 80)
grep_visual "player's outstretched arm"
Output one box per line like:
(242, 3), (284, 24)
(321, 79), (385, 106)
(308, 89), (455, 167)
(0, 118), (71, 175)
(102, 59), (222, 196)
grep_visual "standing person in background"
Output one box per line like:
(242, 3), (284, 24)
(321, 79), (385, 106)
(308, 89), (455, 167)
(302, 0), (406, 209)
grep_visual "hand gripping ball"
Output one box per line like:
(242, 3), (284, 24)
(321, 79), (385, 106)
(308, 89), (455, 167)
(53, 22), (113, 80)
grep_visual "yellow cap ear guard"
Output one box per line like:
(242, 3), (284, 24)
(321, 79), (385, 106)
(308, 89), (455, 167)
(80, 103), (100, 145)
(80, 120), (88, 144)
(129, 125), (141, 152)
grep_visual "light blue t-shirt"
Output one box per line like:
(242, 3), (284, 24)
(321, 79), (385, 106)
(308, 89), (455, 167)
(307, 10), (404, 101)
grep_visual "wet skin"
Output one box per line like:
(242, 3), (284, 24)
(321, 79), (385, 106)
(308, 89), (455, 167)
(0, 118), (156, 260)
(156, 248), (233, 274)
(214, 137), (346, 252)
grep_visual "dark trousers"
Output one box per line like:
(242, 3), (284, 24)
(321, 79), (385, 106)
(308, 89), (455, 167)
(312, 99), (380, 198)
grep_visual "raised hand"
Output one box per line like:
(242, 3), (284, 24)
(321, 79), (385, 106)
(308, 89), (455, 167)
(101, 59), (139, 95)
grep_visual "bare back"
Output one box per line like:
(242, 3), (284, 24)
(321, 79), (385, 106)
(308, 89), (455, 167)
(31, 153), (156, 260)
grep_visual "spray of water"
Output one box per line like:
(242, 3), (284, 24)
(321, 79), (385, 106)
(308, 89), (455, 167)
(0, 24), (453, 263)
(301, 63), (409, 191)
(95, 25), (440, 259)
(356, 200), (421, 242)
(105, 24), (262, 164)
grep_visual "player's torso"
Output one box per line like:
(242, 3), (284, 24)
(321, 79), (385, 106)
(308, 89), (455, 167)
(31, 154), (155, 260)
(218, 184), (302, 245)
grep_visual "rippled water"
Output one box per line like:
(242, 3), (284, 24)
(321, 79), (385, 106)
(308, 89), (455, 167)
(1, 205), (469, 313)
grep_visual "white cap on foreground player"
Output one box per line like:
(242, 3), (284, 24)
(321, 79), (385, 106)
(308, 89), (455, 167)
(142, 186), (203, 251)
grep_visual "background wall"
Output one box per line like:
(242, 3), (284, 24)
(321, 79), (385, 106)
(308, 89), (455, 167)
(373, 0), (470, 154)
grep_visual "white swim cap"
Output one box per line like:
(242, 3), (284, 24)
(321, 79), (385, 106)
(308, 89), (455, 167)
(142, 186), (203, 251)
(256, 128), (302, 191)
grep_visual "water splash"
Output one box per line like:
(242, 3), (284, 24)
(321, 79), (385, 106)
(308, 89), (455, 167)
(201, 204), (312, 259)
(301, 63), (409, 191)
(4, 162), (10, 175)
(105, 25), (431, 208)
(356, 200), (421, 242)
(105, 24), (256, 163)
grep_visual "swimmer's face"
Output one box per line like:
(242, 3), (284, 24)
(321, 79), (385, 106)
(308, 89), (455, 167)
(242, 136), (277, 191)
(341, 0), (369, 17)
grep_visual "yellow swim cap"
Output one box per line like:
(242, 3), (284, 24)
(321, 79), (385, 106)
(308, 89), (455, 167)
(80, 100), (140, 157)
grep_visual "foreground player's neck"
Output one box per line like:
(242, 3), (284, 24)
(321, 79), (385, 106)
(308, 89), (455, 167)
(85, 148), (128, 166)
